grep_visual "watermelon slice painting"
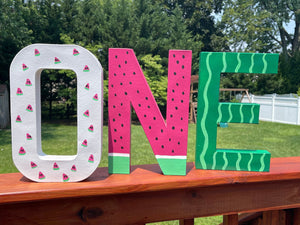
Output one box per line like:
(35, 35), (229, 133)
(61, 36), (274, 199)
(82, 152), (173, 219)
(93, 94), (98, 101)
(83, 65), (90, 72)
(26, 133), (32, 140)
(54, 57), (61, 64)
(88, 125), (94, 132)
(19, 147), (26, 155)
(88, 154), (94, 163)
(26, 104), (33, 112)
(16, 115), (22, 123)
(25, 78), (32, 86)
(31, 161), (37, 169)
(63, 173), (69, 182)
(81, 139), (88, 147)
(73, 48), (79, 56)
(83, 110), (89, 118)
(34, 49), (40, 56)
(71, 165), (77, 172)
(16, 88), (23, 96)
(22, 64), (28, 71)
(53, 162), (59, 170)
(85, 83), (90, 90)
(38, 171), (45, 180)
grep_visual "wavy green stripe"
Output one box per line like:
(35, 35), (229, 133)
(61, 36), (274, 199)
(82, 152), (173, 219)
(248, 153), (253, 171)
(236, 153), (242, 171)
(199, 53), (213, 169)
(222, 152), (228, 170)
(262, 54), (267, 73)
(217, 104), (222, 123)
(212, 152), (217, 170)
(250, 105), (255, 123)
(259, 154), (266, 172)
(228, 104), (233, 123)
(250, 54), (255, 73)
(222, 52), (227, 72)
(235, 53), (241, 73)
(240, 104), (244, 123)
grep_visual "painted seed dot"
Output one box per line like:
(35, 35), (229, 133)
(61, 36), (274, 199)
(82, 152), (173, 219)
(119, 113), (121, 116)
(181, 100), (184, 103)
(172, 150), (174, 153)
(172, 98), (174, 101)
(182, 55), (185, 59)
(120, 83), (123, 85)
(113, 105), (116, 108)
(114, 129), (117, 132)
(118, 65), (121, 68)
(113, 119), (115, 122)
(176, 60), (179, 64)
(133, 72), (136, 75)
(153, 117), (156, 120)
(138, 104), (141, 107)
(181, 129), (183, 132)
(169, 138), (171, 141)
(126, 51), (129, 54)
(114, 73), (117, 76)
(172, 126), (175, 130)
(121, 146), (124, 149)
(174, 72), (176, 75)
(125, 92), (127, 95)
(172, 89), (175, 93)
(147, 105), (150, 108)
(129, 82), (132, 85)
(115, 55), (118, 58)
(161, 145), (164, 149)
(121, 124), (124, 127)
(121, 103), (123, 106)
(182, 76), (185, 79)
(120, 136), (123, 139)
(178, 142), (180, 145)
(114, 139), (117, 142)
(111, 85), (114, 87)
(149, 126), (151, 129)
(125, 61), (127, 64)
(181, 117), (183, 120)
(176, 83), (179, 86)
(155, 137), (158, 140)
(170, 114), (173, 118)
(175, 107), (178, 110)
(123, 73), (126, 76)
(182, 92), (185, 95)
(173, 54), (175, 57)
(144, 115), (147, 117)
(161, 129), (164, 133)
(114, 94), (117, 96)
(182, 65), (184, 69)
(137, 90), (140, 93)
(145, 97), (148, 100)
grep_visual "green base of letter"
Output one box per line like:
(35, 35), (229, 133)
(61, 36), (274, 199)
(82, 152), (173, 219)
(156, 158), (187, 175)
(108, 156), (130, 174)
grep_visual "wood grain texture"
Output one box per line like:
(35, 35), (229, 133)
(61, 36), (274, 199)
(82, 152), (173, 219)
(179, 218), (194, 225)
(223, 214), (238, 225)
(1, 157), (300, 205)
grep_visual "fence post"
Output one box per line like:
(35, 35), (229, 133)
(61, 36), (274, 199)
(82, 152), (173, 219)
(297, 97), (300, 125)
(272, 94), (276, 122)
(251, 94), (254, 103)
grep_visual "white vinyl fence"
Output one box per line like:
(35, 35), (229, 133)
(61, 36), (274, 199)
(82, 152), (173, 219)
(241, 94), (300, 125)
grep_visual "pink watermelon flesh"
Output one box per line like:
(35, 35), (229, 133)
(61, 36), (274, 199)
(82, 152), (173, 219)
(34, 49), (40, 56)
(26, 104), (33, 112)
(83, 110), (89, 117)
(88, 154), (94, 163)
(31, 161), (37, 168)
(54, 57), (61, 64)
(26, 133), (32, 140)
(93, 94), (98, 101)
(63, 173), (69, 182)
(19, 147), (26, 155)
(53, 162), (59, 170)
(71, 165), (77, 171)
(83, 65), (89, 71)
(85, 83), (90, 90)
(22, 64), (28, 71)
(73, 49), (79, 55)
(16, 115), (22, 122)
(88, 125), (94, 132)
(39, 172), (45, 180)
(81, 139), (88, 147)
(25, 79), (32, 86)
(17, 88), (23, 95)
(108, 49), (191, 156)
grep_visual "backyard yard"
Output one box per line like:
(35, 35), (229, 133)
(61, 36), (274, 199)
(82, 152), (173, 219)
(1, 120), (300, 224)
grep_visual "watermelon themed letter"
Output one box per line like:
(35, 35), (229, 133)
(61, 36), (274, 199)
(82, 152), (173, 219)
(10, 44), (103, 182)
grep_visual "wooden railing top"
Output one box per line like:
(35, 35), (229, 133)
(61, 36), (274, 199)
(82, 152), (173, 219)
(1, 157), (300, 205)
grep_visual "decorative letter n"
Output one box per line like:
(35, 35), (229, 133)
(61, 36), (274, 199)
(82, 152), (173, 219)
(108, 49), (192, 175)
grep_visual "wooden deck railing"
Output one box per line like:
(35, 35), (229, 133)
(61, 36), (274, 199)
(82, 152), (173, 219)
(1, 157), (300, 225)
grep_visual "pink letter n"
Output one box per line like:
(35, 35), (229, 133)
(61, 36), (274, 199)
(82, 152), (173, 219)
(108, 49), (192, 175)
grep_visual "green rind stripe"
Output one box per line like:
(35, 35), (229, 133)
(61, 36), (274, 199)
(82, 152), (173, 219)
(199, 52), (213, 169)
(222, 152), (228, 170)
(259, 154), (266, 172)
(250, 105), (255, 123)
(262, 54), (267, 73)
(228, 104), (233, 123)
(212, 152), (217, 170)
(217, 104), (222, 123)
(222, 52), (227, 72)
(235, 53), (241, 72)
(239, 104), (244, 123)
(236, 152), (242, 171)
(248, 153), (253, 171)
(250, 54), (255, 73)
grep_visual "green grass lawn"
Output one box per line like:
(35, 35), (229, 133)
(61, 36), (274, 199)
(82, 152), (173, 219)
(1, 121), (300, 224)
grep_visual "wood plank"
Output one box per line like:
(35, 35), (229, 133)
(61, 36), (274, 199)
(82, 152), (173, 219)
(179, 218), (194, 225)
(293, 208), (300, 225)
(2, 157), (300, 205)
(1, 179), (300, 225)
(223, 214), (238, 225)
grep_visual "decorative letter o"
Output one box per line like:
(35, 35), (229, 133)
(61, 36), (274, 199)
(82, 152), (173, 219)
(10, 44), (103, 182)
